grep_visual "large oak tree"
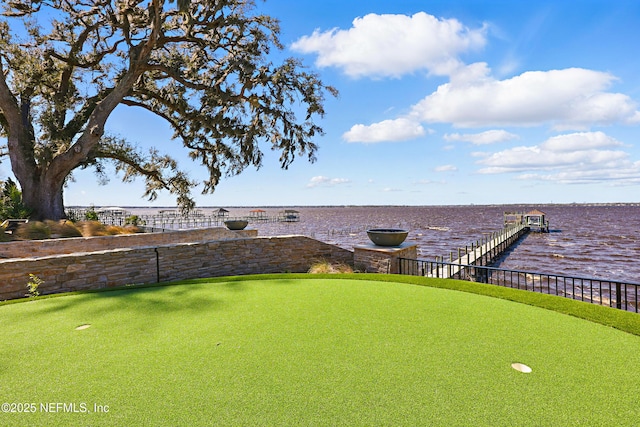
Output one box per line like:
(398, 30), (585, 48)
(0, 0), (336, 219)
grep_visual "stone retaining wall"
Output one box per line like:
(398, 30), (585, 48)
(354, 243), (418, 274)
(0, 227), (256, 259)
(0, 235), (353, 301)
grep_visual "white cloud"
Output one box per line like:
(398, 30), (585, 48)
(344, 66), (639, 142)
(516, 163), (640, 184)
(343, 118), (425, 143)
(411, 67), (640, 130)
(539, 131), (624, 152)
(306, 176), (351, 188)
(444, 130), (519, 145)
(435, 165), (458, 172)
(291, 12), (487, 78)
(477, 131), (640, 184)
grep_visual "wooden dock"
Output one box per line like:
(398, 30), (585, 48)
(138, 212), (299, 230)
(67, 207), (301, 229)
(431, 223), (529, 279)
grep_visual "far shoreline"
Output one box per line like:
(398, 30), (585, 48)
(65, 201), (640, 209)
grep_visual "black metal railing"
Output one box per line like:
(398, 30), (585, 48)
(398, 258), (640, 313)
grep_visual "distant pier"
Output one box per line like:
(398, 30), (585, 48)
(67, 207), (300, 230)
(504, 209), (549, 232)
(140, 209), (300, 230)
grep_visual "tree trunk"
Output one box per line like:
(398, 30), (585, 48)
(20, 174), (67, 221)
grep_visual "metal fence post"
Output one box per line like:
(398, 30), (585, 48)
(616, 283), (622, 309)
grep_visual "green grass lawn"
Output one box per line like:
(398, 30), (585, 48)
(1, 274), (640, 426)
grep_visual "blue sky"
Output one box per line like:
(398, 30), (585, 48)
(7, 0), (640, 207)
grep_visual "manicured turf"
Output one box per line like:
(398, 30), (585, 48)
(1, 275), (640, 426)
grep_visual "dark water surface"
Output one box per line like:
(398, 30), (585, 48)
(131, 205), (640, 284)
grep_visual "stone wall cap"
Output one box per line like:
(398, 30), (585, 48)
(354, 243), (417, 253)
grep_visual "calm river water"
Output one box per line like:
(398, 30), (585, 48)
(129, 204), (640, 284)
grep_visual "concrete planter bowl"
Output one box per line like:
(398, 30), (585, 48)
(366, 229), (409, 246)
(224, 220), (249, 230)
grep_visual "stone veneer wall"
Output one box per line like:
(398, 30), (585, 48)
(0, 227), (256, 259)
(0, 234), (353, 301)
(353, 244), (418, 274)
